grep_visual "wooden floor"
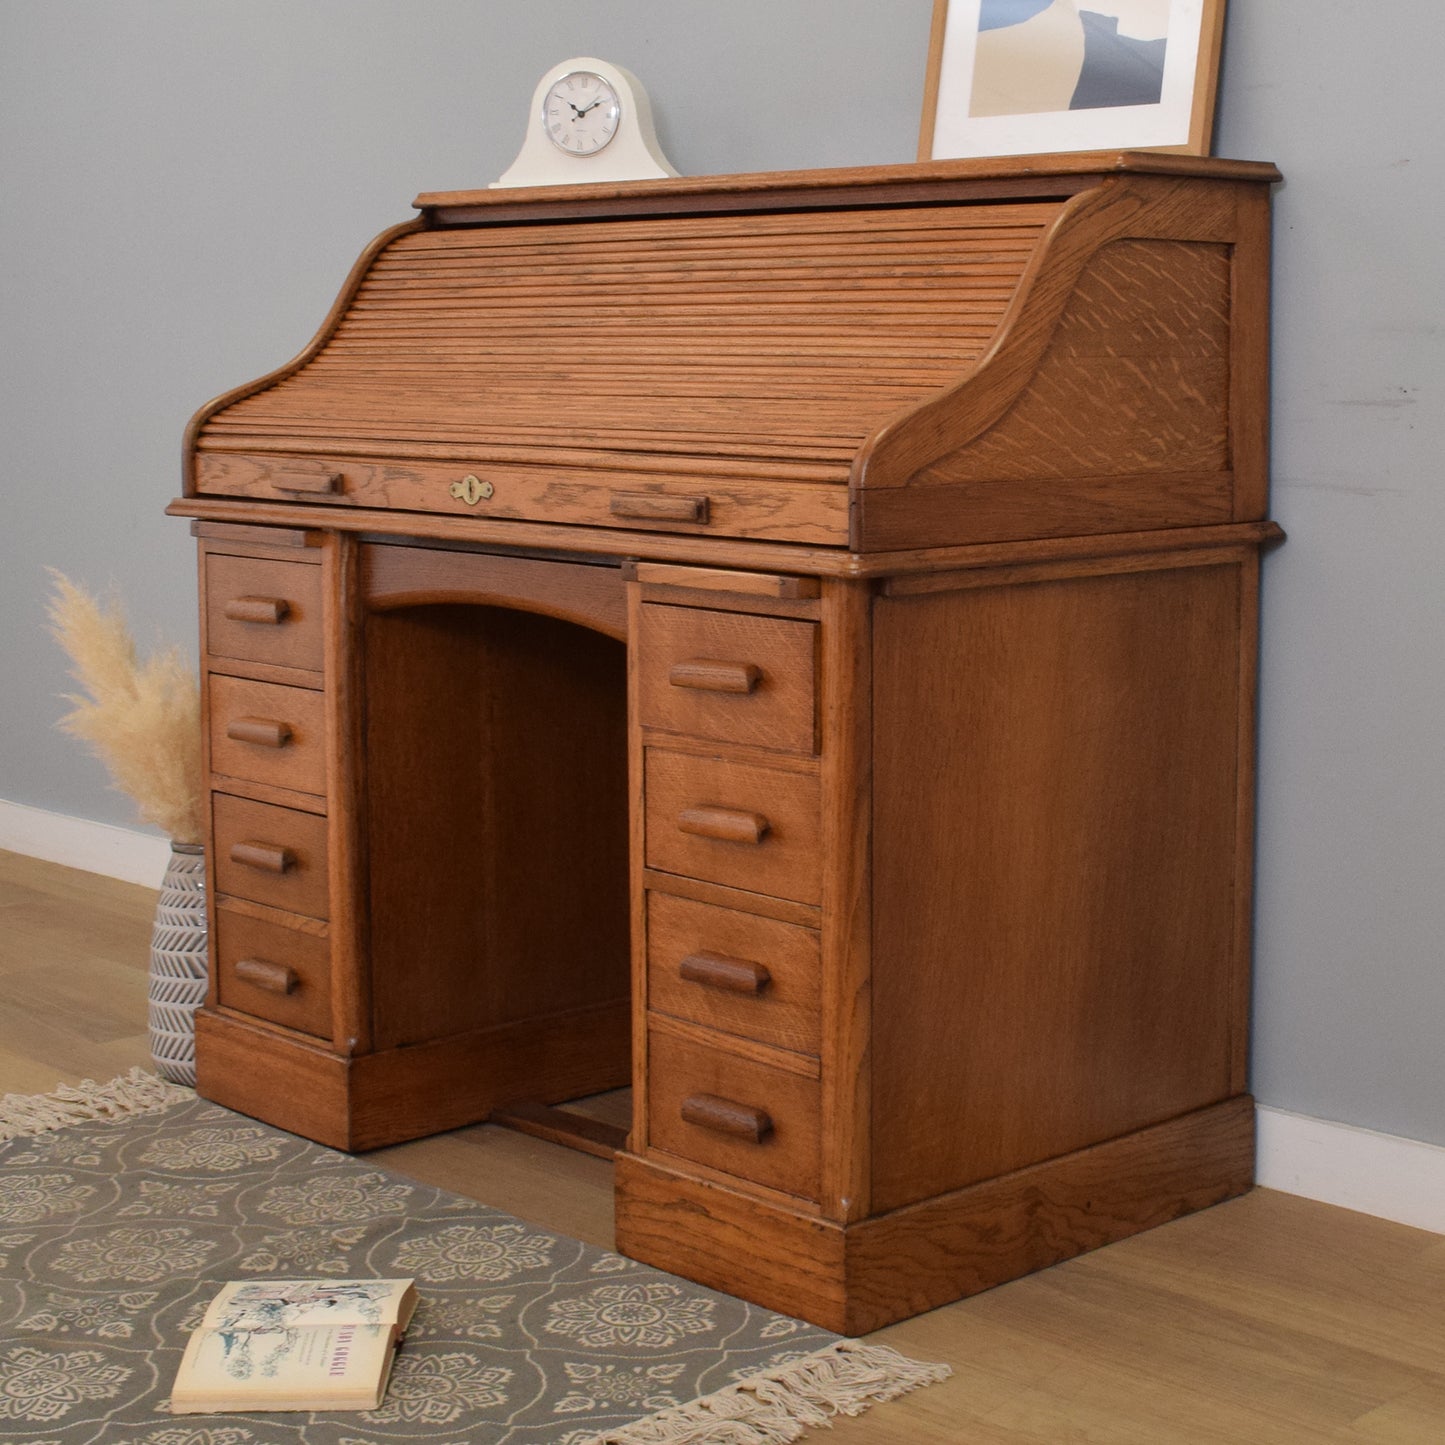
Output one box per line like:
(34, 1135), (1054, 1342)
(3, 846), (1443, 1443)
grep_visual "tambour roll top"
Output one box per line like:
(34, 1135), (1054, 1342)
(184, 152), (1280, 552)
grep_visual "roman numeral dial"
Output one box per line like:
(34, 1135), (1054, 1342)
(542, 70), (622, 156)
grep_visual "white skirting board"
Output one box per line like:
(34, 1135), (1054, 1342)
(1, 797), (1442, 1238)
(0, 798), (171, 889)
(1255, 1105), (1445, 1236)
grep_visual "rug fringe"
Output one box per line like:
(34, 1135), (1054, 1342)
(0, 1067), (191, 1142)
(579, 1339), (951, 1444)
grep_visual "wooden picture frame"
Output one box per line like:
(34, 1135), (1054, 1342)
(919, 0), (1226, 160)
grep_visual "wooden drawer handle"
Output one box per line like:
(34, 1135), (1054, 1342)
(228, 840), (296, 874)
(273, 471), (341, 495)
(233, 957), (299, 994)
(677, 806), (770, 845)
(669, 659), (762, 695)
(681, 1093), (774, 1144)
(225, 717), (293, 748)
(223, 595), (291, 625)
(679, 951), (772, 995)
(610, 493), (709, 523)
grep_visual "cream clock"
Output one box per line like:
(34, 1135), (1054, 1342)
(494, 57), (679, 187)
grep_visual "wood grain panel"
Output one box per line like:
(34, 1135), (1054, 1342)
(647, 1024), (822, 1200)
(870, 561), (1244, 1212)
(413, 153), (1281, 220)
(204, 552), (324, 671)
(854, 175), (1244, 499)
(194, 1010), (352, 1147)
(346, 1003), (631, 1150)
(213, 900), (331, 1039)
(855, 468), (1233, 551)
(914, 241), (1232, 485)
(617, 1096), (1253, 1336)
(646, 890), (821, 1056)
(363, 601), (630, 1051)
(816, 576), (874, 1224)
(207, 675), (327, 796)
(364, 541), (626, 640)
(1230, 183), (1274, 521)
(194, 1001), (631, 1151)
(632, 563), (820, 601)
(193, 452), (849, 546)
(843, 1096), (1255, 1335)
(644, 748), (821, 905)
(212, 792), (329, 919)
(637, 604), (817, 754)
(615, 1151), (849, 1330)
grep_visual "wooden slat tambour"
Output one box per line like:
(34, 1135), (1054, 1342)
(195, 201), (1063, 476)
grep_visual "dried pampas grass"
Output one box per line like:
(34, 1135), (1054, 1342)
(47, 571), (204, 845)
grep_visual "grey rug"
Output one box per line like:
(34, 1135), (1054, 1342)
(0, 1073), (945, 1443)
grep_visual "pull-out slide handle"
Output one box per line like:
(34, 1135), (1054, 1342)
(273, 471), (341, 495)
(225, 717), (293, 748)
(223, 596), (291, 625)
(669, 658), (762, 695)
(677, 806), (770, 845)
(681, 1093), (774, 1144)
(233, 957), (299, 994)
(679, 951), (772, 996)
(229, 840), (296, 874)
(610, 492), (709, 523)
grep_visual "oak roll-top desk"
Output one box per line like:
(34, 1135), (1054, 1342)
(170, 152), (1282, 1334)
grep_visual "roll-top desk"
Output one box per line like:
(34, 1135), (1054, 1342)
(170, 152), (1282, 1333)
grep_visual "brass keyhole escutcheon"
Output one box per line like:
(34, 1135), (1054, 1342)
(449, 473), (494, 506)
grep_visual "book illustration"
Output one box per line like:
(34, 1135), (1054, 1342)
(172, 1278), (417, 1414)
(205, 1279), (403, 1333)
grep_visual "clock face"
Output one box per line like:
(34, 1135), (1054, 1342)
(542, 71), (622, 155)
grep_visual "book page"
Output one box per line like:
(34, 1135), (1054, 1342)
(201, 1279), (416, 1332)
(171, 1322), (396, 1413)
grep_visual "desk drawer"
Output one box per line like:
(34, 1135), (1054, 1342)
(648, 1026), (820, 1200)
(205, 554), (323, 672)
(214, 903), (331, 1039)
(212, 793), (329, 919)
(637, 605), (816, 754)
(645, 748), (820, 905)
(191, 451), (850, 548)
(208, 675), (326, 796)
(647, 891), (820, 1056)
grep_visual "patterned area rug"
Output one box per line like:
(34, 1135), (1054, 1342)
(0, 1073), (946, 1443)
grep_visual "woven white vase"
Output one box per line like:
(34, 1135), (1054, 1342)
(148, 842), (208, 1086)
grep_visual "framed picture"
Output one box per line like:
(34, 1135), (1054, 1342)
(919, 0), (1226, 160)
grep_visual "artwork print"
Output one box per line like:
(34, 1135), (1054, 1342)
(971, 0), (1170, 117)
(922, 0), (1223, 159)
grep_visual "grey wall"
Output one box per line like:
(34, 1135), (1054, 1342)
(1214, 5), (1445, 1148)
(3, 3), (1442, 1147)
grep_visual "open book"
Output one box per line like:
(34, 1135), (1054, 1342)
(170, 1278), (418, 1414)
